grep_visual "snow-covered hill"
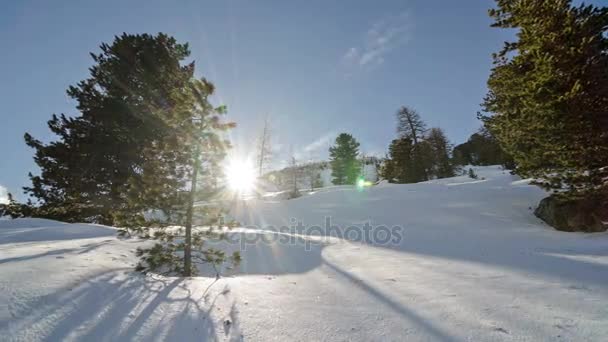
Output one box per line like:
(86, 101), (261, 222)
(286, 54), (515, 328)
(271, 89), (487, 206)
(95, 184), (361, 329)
(260, 158), (379, 193)
(1, 166), (608, 341)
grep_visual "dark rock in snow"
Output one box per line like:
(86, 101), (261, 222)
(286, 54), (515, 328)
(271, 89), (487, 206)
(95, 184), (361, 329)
(535, 195), (608, 232)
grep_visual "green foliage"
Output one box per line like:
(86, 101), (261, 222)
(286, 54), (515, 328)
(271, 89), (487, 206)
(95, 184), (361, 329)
(453, 127), (514, 168)
(383, 107), (455, 182)
(481, 0), (608, 198)
(426, 127), (455, 178)
(382, 137), (415, 183)
(24, 33), (195, 224)
(0, 193), (35, 219)
(329, 133), (361, 185)
(135, 208), (241, 277)
(20, 32), (239, 277)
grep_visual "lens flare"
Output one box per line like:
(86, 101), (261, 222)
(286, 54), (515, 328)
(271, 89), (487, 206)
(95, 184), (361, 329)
(225, 159), (256, 193)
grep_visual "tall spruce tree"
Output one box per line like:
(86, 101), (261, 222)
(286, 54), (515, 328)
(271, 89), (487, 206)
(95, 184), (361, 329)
(24, 33), (195, 224)
(426, 127), (455, 179)
(481, 0), (608, 198)
(22, 33), (240, 276)
(382, 137), (415, 183)
(329, 133), (361, 185)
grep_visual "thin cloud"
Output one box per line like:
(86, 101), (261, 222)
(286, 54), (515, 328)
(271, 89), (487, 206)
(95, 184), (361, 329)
(342, 11), (412, 71)
(303, 131), (336, 155)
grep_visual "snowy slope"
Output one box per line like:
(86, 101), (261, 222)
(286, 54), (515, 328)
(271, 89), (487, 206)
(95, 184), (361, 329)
(2, 166), (608, 341)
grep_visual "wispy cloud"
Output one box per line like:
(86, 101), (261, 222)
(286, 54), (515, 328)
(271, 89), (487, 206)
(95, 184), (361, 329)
(303, 131), (336, 155)
(0, 185), (9, 204)
(341, 11), (412, 72)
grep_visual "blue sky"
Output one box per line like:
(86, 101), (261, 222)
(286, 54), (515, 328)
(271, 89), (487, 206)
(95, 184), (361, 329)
(1, 0), (521, 200)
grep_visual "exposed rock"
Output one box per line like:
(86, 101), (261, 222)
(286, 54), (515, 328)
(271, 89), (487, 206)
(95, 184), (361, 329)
(535, 195), (608, 232)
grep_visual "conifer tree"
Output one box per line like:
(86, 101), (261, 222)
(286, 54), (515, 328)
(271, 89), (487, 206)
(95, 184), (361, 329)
(0, 193), (34, 219)
(453, 127), (514, 168)
(396, 106), (426, 144)
(23, 33), (196, 224)
(426, 127), (455, 178)
(395, 106), (430, 181)
(21, 33), (240, 276)
(383, 137), (415, 183)
(481, 0), (608, 198)
(329, 133), (361, 185)
(134, 76), (241, 277)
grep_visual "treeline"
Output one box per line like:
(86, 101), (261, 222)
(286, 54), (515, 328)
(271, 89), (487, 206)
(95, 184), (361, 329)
(453, 127), (513, 168)
(380, 106), (511, 184)
(303, 109), (513, 189)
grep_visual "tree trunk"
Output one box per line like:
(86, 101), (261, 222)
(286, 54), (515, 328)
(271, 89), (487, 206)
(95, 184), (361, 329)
(184, 145), (200, 277)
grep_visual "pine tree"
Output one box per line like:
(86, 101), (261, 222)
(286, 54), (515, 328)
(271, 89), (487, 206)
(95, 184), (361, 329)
(20, 33), (240, 276)
(23, 33), (196, 224)
(426, 127), (455, 178)
(383, 137), (414, 183)
(286, 154), (301, 198)
(0, 193), (34, 219)
(329, 133), (361, 185)
(453, 127), (514, 168)
(481, 0), (608, 198)
(135, 77), (240, 277)
(396, 106), (426, 144)
(395, 106), (430, 181)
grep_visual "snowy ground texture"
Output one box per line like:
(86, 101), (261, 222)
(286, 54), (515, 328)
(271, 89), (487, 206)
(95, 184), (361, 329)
(1, 166), (607, 341)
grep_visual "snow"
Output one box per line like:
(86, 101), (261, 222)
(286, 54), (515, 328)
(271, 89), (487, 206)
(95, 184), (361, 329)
(2, 166), (608, 341)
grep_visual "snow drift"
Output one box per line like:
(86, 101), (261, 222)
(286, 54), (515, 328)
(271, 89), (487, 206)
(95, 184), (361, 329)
(1, 166), (607, 341)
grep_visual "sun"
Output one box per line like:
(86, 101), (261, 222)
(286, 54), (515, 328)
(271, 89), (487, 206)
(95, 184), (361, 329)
(224, 158), (257, 193)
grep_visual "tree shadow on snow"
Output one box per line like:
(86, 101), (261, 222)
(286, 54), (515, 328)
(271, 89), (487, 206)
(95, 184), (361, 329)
(322, 259), (458, 342)
(0, 221), (115, 245)
(0, 240), (114, 265)
(2, 270), (240, 341)
(198, 230), (326, 277)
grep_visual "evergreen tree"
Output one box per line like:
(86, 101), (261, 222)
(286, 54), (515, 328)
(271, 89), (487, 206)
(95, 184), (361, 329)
(0, 193), (34, 219)
(481, 0), (608, 198)
(134, 77), (240, 277)
(286, 154), (301, 198)
(329, 133), (361, 185)
(383, 137), (415, 183)
(396, 106), (426, 143)
(395, 106), (430, 181)
(453, 127), (514, 168)
(21, 33), (240, 276)
(426, 127), (455, 178)
(23, 33), (196, 224)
